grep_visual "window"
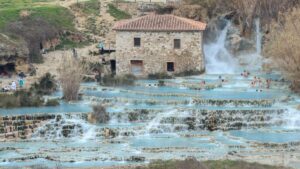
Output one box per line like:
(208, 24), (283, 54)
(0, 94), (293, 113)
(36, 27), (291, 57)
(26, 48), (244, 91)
(134, 38), (141, 47)
(167, 62), (174, 72)
(174, 39), (181, 49)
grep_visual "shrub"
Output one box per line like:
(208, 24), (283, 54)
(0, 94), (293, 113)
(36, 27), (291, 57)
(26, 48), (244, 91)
(0, 94), (20, 108)
(31, 72), (57, 95)
(88, 104), (110, 124)
(148, 73), (173, 80)
(45, 99), (60, 107)
(128, 112), (139, 122)
(15, 90), (44, 107)
(0, 90), (44, 108)
(175, 70), (204, 77)
(158, 80), (165, 87)
(102, 74), (136, 86)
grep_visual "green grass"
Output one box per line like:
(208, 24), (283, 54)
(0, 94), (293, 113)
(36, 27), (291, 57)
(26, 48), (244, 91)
(75, 0), (100, 16)
(0, 2), (75, 31)
(29, 6), (75, 30)
(0, 0), (54, 9)
(107, 3), (131, 20)
(55, 37), (90, 50)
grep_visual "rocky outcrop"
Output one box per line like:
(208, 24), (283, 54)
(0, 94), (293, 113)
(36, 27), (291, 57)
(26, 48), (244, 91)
(0, 34), (29, 59)
(172, 5), (208, 22)
(0, 34), (29, 72)
(204, 17), (256, 55)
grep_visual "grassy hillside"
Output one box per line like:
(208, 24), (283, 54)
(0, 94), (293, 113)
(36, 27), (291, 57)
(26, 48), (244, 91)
(0, 0), (77, 62)
(0, 0), (75, 30)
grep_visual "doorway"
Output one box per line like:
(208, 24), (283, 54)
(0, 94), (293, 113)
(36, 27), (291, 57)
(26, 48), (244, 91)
(110, 60), (116, 75)
(167, 62), (174, 72)
(130, 60), (143, 76)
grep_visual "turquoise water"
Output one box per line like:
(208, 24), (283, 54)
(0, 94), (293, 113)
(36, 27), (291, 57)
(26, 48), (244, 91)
(1, 74), (300, 168)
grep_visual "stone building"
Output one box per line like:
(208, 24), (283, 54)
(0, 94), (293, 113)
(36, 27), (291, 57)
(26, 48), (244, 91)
(113, 14), (206, 77)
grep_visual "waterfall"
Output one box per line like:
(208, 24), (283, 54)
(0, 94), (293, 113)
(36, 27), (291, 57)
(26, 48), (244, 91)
(204, 21), (238, 74)
(255, 19), (262, 54)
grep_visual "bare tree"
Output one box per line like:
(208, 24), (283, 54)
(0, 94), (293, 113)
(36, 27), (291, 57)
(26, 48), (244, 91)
(58, 53), (86, 101)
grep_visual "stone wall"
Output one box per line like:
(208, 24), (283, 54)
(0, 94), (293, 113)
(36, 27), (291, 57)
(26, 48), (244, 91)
(115, 31), (205, 77)
(0, 114), (56, 140)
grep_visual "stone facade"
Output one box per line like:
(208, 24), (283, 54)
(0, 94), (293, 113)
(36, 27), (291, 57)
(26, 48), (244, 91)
(115, 31), (205, 76)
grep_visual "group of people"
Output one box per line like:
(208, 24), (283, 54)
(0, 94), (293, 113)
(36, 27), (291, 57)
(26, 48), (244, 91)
(1, 77), (25, 93)
(251, 76), (272, 90)
(199, 75), (229, 89)
(197, 70), (273, 91)
(241, 70), (250, 78)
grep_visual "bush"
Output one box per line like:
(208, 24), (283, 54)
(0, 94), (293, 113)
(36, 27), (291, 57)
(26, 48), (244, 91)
(31, 73), (57, 95)
(0, 94), (20, 108)
(175, 70), (204, 77)
(102, 74), (136, 86)
(45, 99), (60, 107)
(88, 104), (110, 124)
(148, 73), (173, 80)
(158, 80), (165, 87)
(0, 90), (44, 108)
(15, 90), (44, 107)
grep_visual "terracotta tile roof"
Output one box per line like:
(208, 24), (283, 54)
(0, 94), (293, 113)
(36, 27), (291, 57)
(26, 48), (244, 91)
(113, 14), (206, 32)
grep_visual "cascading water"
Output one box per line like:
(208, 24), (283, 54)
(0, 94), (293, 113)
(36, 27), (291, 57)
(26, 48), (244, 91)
(204, 21), (238, 74)
(32, 114), (96, 141)
(204, 19), (266, 74)
(255, 19), (262, 55)
(235, 18), (264, 71)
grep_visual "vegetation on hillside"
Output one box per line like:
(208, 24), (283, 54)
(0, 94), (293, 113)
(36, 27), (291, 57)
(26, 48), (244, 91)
(0, 0), (79, 63)
(182, 0), (300, 37)
(264, 7), (300, 92)
(107, 3), (131, 20)
(0, 5), (74, 31)
(70, 0), (100, 16)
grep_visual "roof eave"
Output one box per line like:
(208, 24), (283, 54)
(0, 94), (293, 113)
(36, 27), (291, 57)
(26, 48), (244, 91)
(113, 29), (205, 32)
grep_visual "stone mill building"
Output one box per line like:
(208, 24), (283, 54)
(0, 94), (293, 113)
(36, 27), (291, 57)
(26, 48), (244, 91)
(113, 14), (206, 77)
